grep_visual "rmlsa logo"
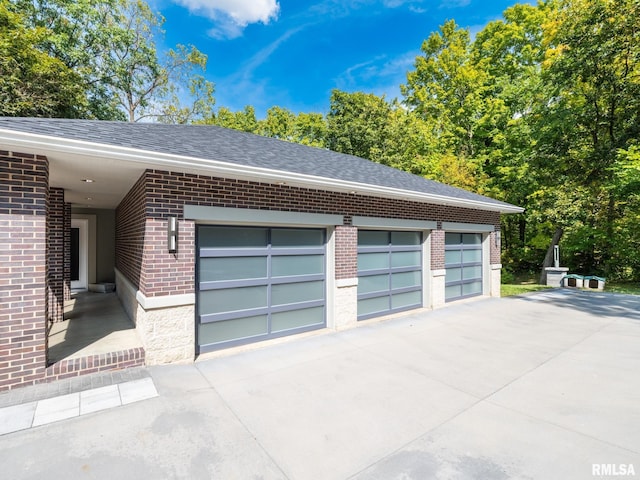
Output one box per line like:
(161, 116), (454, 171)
(592, 464), (636, 477)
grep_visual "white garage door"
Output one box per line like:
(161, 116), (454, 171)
(197, 226), (326, 352)
(357, 230), (423, 320)
(445, 232), (483, 301)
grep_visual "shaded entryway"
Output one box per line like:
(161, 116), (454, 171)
(48, 291), (143, 363)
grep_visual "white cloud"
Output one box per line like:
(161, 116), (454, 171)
(173, 0), (280, 38)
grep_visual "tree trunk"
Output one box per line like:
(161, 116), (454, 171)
(539, 227), (564, 284)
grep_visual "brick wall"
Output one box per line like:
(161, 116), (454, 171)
(0, 152), (49, 390)
(116, 169), (502, 297)
(141, 218), (195, 297)
(335, 226), (358, 280)
(115, 173), (146, 293)
(48, 188), (65, 323)
(490, 230), (501, 265)
(431, 230), (446, 270)
(63, 202), (71, 301)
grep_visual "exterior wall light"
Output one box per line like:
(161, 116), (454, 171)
(168, 216), (178, 253)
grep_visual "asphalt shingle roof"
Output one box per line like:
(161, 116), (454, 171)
(0, 117), (519, 211)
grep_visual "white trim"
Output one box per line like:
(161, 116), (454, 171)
(0, 129), (524, 214)
(442, 222), (495, 233)
(431, 269), (447, 277)
(325, 226), (336, 328)
(115, 268), (195, 310)
(491, 264), (503, 270)
(336, 278), (358, 288)
(184, 204), (342, 226)
(422, 231), (431, 309)
(352, 216), (437, 230)
(482, 233), (491, 296)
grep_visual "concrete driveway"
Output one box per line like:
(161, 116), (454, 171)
(1, 289), (639, 479)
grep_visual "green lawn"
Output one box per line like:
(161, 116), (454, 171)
(501, 283), (553, 297)
(605, 282), (640, 295)
(501, 280), (640, 297)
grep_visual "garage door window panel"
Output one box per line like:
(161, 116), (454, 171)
(199, 315), (269, 345)
(271, 306), (324, 333)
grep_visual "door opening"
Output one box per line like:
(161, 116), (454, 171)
(71, 218), (88, 291)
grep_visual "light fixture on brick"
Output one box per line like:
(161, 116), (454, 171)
(168, 216), (178, 253)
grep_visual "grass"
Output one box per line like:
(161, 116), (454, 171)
(501, 276), (640, 297)
(501, 283), (553, 297)
(605, 281), (640, 295)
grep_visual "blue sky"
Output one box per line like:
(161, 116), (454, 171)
(155, 0), (532, 118)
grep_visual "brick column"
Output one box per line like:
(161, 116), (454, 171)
(63, 202), (71, 301)
(0, 152), (49, 390)
(48, 188), (65, 323)
(430, 229), (446, 308)
(335, 225), (357, 280)
(430, 229), (445, 270)
(333, 225), (358, 328)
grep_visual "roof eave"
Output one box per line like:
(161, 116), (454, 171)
(0, 128), (524, 214)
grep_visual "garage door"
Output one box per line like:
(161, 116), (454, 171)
(445, 232), (483, 302)
(357, 230), (422, 320)
(197, 226), (326, 353)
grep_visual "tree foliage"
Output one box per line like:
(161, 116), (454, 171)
(11, 0), (214, 121)
(0, 0), (86, 117)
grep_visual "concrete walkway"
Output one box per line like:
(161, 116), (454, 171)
(0, 289), (639, 479)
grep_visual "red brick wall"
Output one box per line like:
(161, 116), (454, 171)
(115, 172), (147, 293)
(490, 231), (501, 265)
(48, 188), (65, 323)
(0, 152), (49, 390)
(431, 229), (446, 270)
(335, 226), (358, 280)
(141, 218), (195, 297)
(116, 169), (502, 297)
(63, 202), (71, 301)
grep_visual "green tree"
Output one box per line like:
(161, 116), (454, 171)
(536, 0), (640, 276)
(326, 89), (394, 160)
(206, 105), (259, 133)
(0, 0), (86, 117)
(402, 20), (490, 158)
(13, 0), (213, 122)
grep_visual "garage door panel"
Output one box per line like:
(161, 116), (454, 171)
(199, 285), (268, 314)
(196, 226), (326, 352)
(199, 315), (269, 345)
(272, 254), (324, 277)
(462, 249), (482, 263)
(271, 228), (324, 246)
(391, 231), (421, 245)
(359, 230), (389, 245)
(392, 271), (421, 289)
(200, 227), (269, 247)
(271, 306), (324, 333)
(358, 252), (388, 271)
(445, 232), (484, 302)
(271, 281), (324, 306)
(358, 296), (390, 317)
(463, 265), (482, 280)
(391, 290), (421, 309)
(463, 281), (482, 296)
(357, 230), (423, 320)
(199, 256), (267, 282)
(359, 274), (390, 294)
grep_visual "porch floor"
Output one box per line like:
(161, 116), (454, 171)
(48, 291), (143, 363)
